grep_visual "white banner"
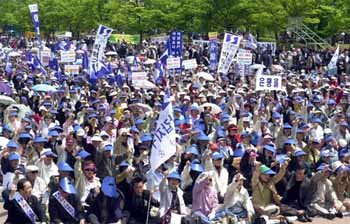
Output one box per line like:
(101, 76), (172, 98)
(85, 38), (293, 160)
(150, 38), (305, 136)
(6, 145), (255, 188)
(182, 59), (198, 70)
(150, 92), (176, 171)
(328, 45), (339, 75)
(64, 64), (80, 75)
(166, 57), (181, 69)
(90, 25), (113, 72)
(60, 50), (76, 63)
(217, 33), (241, 74)
(40, 49), (51, 66)
(150, 35), (168, 43)
(256, 74), (282, 91)
(237, 49), (252, 65)
(258, 42), (276, 56)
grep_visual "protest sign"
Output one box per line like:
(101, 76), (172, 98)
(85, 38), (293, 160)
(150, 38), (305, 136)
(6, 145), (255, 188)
(90, 25), (113, 73)
(258, 42), (276, 56)
(166, 57), (181, 69)
(40, 49), (51, 66)
(150, 35), (168, 43)
(256, 74), (282, 91)
(217, 33), (241, 74)
(208, 32), (218, 40)
(210, 40), (218, 71)
(132, 71), (156, 89)
(64, 65), (80, 75)
(237, 49), (253, 65)
(182, 59), (198, 70)
(60, 50), (76, 63)
(109, 34), (140, 44)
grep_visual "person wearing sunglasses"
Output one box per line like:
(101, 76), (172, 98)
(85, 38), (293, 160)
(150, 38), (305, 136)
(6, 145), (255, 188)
(25, 165), (48, 209)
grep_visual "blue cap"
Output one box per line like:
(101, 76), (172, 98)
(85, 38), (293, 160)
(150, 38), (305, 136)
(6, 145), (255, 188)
(260, 118), (268, 124)
(174, 108), (182, 113)
(190, 163), (204, 173)
(307, 102), (314, 108)
(272, 112), (281, 119)
(167, 171), (182, 181)
(284, 138), (296, 145)
(212, 151), (224, 160)
(88, 113), (97, 119)
(59, 177), (77, 194)
(295, 150), (307, 157)
(102, 176), (119, 198)
(340, 149), (350, 158)
(264, 145), (276, 154)
(119, 160), (129, 167)
(198, 133), (209, 141)
(135, 119), (145, 125)
(325, 135), (334, 142)
(295, 96), (303, 103)
(141, 134), (152, 142)
(58, 162), (74, 172)
(104, 144), (113, 152)
(91, 99), (100, 104)
(317, 163), (331, 171)
(18, 132), (32, 139)
(76, 150), (91, 159)
(186, 145), (199, 155)
(130, 126), (140, 133)
(328, 99), (336, 105)
(340, 121), (349, 127)
(33, 136), (47, 143)
(283, 123), (292, 129)
(50, 109), (58, 115)
(9, 152), (20, 161)
(42, 149), (57, 157)
(6, 140), (18, 149)
(312, 118), (322, 124)
(260, 165), (276, 175)
(2, 124), (12, 132)
(48, 130), (59, 137)
(321, 150), (331, 157)
(191, 105), (200, 111)
(22, 117), (31, 124)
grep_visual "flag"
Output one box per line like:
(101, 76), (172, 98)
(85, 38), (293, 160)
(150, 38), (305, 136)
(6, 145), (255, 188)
(150, 86), (176, 171)
(96, 61), (113, 79)
(328, 45), (339, 76)
(116, 68), (124, 87)
(159, 48), (168, 66)
(217, 33), (242, 74)
(82, 51), (89, 72)
(246, 33), (258, 49)
(155, 60), (164, 84)
(32, 54), (47, 75)
(209, 40), (218, 71)
(48, 56), (59, 72)
(53, 40), (71, 52)
(28, 4), (42, 49)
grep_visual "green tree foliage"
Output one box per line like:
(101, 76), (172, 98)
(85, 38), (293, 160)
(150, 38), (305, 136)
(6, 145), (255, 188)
(0, 0), (349, 38)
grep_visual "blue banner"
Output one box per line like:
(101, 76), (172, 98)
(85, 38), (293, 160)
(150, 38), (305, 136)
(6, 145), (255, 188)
(28, 4), (42, 49)
(169, 31), (183, 71)
(209, 40), (218, 71)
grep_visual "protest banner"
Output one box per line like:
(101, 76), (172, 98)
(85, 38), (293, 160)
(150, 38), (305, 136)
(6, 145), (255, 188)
(327, 45), (339, 76)
(217, 33), (241, 74)
(64, 65), (80, 75)
(182, 59), (198, 70)
(256, 74), (282, 91)
(150, 35), (168, 43)
(90, 25), (113, 74)
(132, 71), (156, 89)
(109, 34), (140, 44)
(258, 42), (277, 56)
(28, 4), (42, 48)
(60, 50), (76, 63)
(166, 57), (181, 69)
(210, 40), (218, 71)
(237, 49), (253, 65)
(40, 49), (51, 66)
(208, 32), (218, 40)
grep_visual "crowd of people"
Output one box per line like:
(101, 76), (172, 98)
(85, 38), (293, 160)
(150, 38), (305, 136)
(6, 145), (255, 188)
(0, 33), (350, 224)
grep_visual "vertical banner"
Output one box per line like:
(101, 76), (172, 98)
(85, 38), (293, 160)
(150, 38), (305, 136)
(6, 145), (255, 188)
(209, 40), (218, 71)
(90, 25), (113, 74)
(169, 31), (183, 71)
(217, 33), (242, 74)
(28, 4), (42, 49)
(327, 45), (339, 76)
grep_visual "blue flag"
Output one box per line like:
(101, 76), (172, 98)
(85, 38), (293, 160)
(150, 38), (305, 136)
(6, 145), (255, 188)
(53, 40), (71, 52)
(209, 40), (218, 71)
(155, 60), (164, 84)
(82, 51), (89, 72)
(116, 68), (124, 87)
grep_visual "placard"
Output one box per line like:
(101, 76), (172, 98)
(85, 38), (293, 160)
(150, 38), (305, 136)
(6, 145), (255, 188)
(60, 50), (76, 63)
(182, 59), (198, 70)
(64, 65), (80, 75)
(256, 74), (282, 91)
(237, 49), (253, 65)
(40, 49), (51, 66)
(208, 32), (218, 40)
(258, 42), (277, 56)
(166, 57), (181, 69)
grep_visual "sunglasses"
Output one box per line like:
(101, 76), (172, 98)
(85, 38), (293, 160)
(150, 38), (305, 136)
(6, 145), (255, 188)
(30, 171), (38, 174)
(84, 168), (96, 172)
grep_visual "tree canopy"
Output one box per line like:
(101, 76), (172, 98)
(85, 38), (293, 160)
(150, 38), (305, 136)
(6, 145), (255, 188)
(1, 0), (349, 38)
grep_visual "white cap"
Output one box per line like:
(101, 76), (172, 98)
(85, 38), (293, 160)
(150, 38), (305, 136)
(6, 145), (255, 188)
(76, 129), (85, 137)
(91, 134), (103, 142)
(100, 131), (109, 137)
(339, 138), (347, 148)
(26, 165), (39, 172)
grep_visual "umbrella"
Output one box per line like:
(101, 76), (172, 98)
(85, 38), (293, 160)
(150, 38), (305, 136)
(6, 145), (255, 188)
(129, 103), (152, 113)
(0, 82), (12, 95)
(196, 72), (215, 81)
(32, 84), (57, 92)
(200, 103), (222, 114)
(0, 137), (9, 149)
(105, 51), (118, 56)
(8, 51), (21, 57)
(0, 95), (16, 105)
(251, 64), (266, 69)
(143, 59), (156, 65)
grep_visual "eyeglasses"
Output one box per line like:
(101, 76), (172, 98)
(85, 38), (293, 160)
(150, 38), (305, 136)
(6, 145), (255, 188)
(30, 171), (38, 174)
(84, 169), (96, 172)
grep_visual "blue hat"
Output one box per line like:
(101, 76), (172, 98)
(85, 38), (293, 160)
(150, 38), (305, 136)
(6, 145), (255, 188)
(58, 162), (74, 172)
(264, 145), (276, 154)
(34, 136), (47, 143)
(2, 124), (12, 132)
(109, 109), (116, 115)
(59, 177), (77, 194)
(130, 126), (140, 133)
(191, 105), (200, 111)
(135, 118), (145, 125)
(9, 152), (20, 161)
(18, 132), (32, 139)
(328, 99), (336, 105)
(233, 149), (244, 157)
(104, 144), (113, 152)
(9, 111), (18, 117)
(321, 150), (331, 158)
(22, 117), (32, 124)
(50, 109), (58, 115)
(198, 133), (209, 141)
(141, 134), (152, 142)
(212, 151), (224, 160)
(91, 99), (100, 104)
(119, 160), (129, 167)
(296, 129), (304, 134)
(340, 149), (350, 158)
(48, 130), (59, 137)
(190, 163), (204, 173)
(259, 165), (276, 175)
(6, 140), (18, 149)
(295, 96), (303, 103)
(186, 145), (199, 155)
(88, 113), (97, 119)
(167, 171), (182, 181)
(272, 112), (281, 119)
(317, 163), (331, 172)
(174, 108), (182, 113)
(325, 135), (334, 142)
(284, 138), (296, 145)
(42, 149), (57, 157)
(54, 125), (64, 132)
(340, 121), (349, 127)
(25, 125), (32, 130)
(76, 150), (91, 159)
(98, 104), (106, 110)
(312, 118), (322, 124)
(294, 150), (307, 157)
(307, 102), (314, 108)
(260, 118), (268, 124)
(102, 176), (119, 198)
(283, 123), (292, 129)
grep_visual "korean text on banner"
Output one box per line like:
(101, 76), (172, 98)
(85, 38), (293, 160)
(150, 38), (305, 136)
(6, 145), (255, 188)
(40, 49), (51, 66)
(28, 4), (42, 48)
(256, 74), (282, 91)
(237, 49), (253, 65)
(167, 57), (181, 69)
(217, 33), (242, 74)
(65, 65), (80, 75)
(182, 59), (198, 70)
(210, 40), (218, 71)
(90, 25), (113, 72)
(258, 42), (276, 56)
(60, 51), (76, 63)
(150, 91), (176, 171)
(132, 71), (156, 89)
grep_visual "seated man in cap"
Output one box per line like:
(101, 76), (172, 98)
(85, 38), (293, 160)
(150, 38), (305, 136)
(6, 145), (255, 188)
(87, 176), (125, 224)
(25, 165), (49, 208)
(330, 161), (350, 211)
(48, 177), (85, 224)
(159, 171), (188, 224)
(308, 164), (344, 219)
(251, 160), (289, 218)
